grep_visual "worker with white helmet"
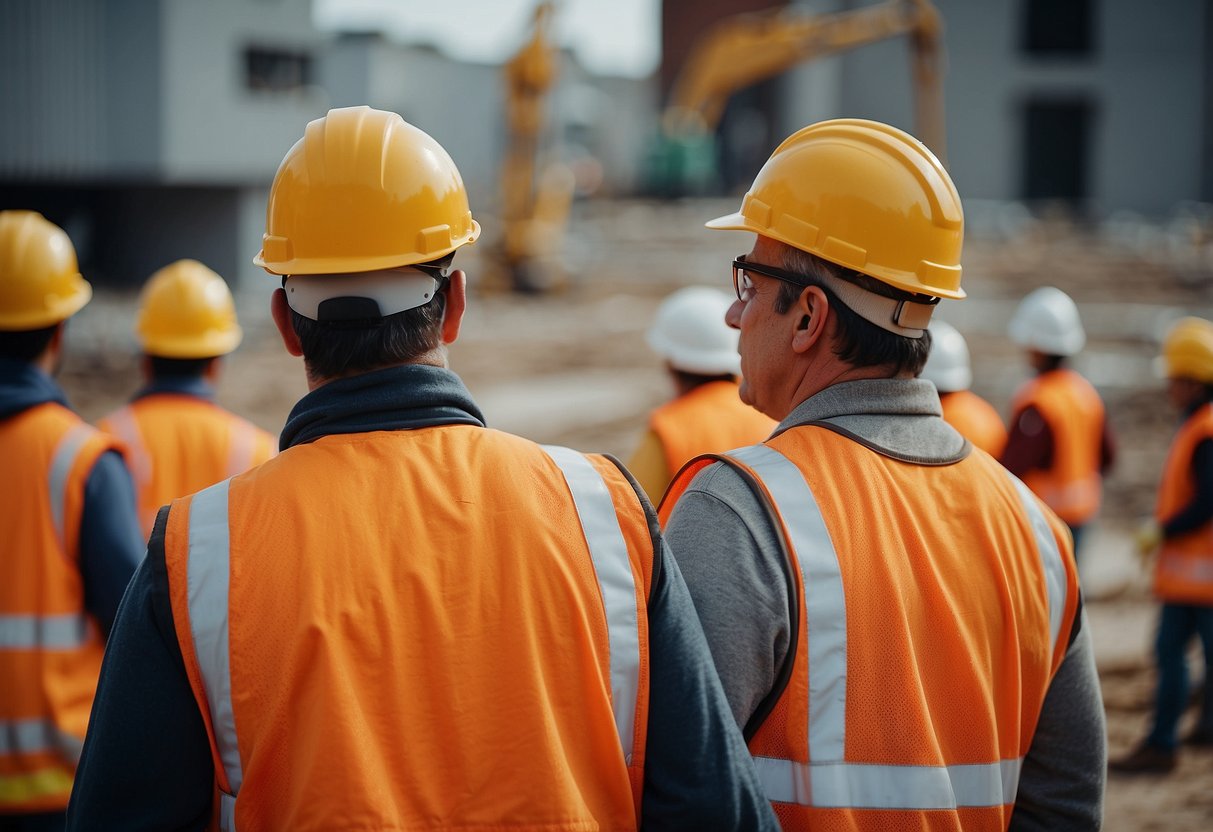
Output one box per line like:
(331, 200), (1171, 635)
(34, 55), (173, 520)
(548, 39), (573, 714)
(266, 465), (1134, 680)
(97, 260), (275, 537)
(628, 285), (774, 499)
(660, 119), (1104, 829)
(66, 107), (776, 830)
(0, 211), (143, 825)
(1112, 317), (1213, 774)
(920, 319), (1006, 456)
(1003, 286), (1115, 556)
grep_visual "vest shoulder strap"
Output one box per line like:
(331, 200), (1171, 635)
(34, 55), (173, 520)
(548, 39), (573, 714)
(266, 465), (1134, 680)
(665, 451), (800, 742)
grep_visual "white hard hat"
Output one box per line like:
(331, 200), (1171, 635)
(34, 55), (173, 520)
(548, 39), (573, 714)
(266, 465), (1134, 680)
(920, 319), (971, 392)
(1008, 286), (1086, 357)
(647, 286), (740, 375)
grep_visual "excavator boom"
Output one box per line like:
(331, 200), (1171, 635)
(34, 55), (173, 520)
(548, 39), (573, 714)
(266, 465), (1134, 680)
(663, 0), (945, 160)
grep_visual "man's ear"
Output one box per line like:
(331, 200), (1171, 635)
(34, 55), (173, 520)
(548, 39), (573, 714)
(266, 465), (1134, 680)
(270, 288), (304, 357)
(790, 286), (828, 354)
(441, 270), (467, 345)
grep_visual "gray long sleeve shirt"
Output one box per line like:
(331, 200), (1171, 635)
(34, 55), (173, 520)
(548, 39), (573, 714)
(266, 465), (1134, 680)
(663, 378), (1106, 831)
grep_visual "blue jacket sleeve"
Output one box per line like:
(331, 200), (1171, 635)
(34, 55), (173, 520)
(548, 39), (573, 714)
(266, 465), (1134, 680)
(66, 508), (216, 831)
(78, 450), (145, 637)
(641, 543), (780, 831)
(605, 458), (777, 831)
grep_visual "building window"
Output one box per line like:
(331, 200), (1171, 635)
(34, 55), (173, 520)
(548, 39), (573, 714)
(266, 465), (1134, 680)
(1022, 0), (1095, 56)
(1021, 97), (1095, 207)
(245, 47), (312, 92)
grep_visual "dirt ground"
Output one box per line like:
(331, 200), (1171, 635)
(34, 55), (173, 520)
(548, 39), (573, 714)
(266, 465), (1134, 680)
(59, 198), (1213, 828)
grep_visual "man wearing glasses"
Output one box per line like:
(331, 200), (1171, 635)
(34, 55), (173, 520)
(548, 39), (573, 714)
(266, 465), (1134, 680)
(659, 119), (1106, 830)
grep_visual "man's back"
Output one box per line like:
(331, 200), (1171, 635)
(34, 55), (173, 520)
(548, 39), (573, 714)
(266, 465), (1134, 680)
(0, 400), (114, 814)
(99, 392), (274, 536)
(1006, 368), (1107, 526)
(165, 422), (650, 829)
(663, 379), (1104, 830)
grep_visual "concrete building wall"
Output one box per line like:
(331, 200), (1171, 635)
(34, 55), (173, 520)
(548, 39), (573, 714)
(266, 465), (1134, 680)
(0, 0), (162, 180)
(831, 0), (1207, 217)
(160, 0), (329, 183)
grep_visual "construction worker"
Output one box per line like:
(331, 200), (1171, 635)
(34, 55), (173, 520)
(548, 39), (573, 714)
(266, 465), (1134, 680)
(1110, 317), (1213, 774)
(659, 119), (1106, 829)
(1003, 286), (1115, 557)
(920, 319), (1006, 456)
(628, 285), (775, 498)
(66, 107), (777, 831)
(0, 211), (143, 830)
(97, 259), (275, 538)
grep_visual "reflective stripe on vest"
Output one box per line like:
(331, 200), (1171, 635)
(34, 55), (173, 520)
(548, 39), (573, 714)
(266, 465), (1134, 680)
(0, 718), (84, 763)
(102, 406), (152, 490)
(0, 613), (89, 650)
(542, 445), (641, 764)
(1006, 474), (1068, 653)
(725, 444), (1066, 809)
(48, 423), (94, 553)
(225, 422), (257, 480)
(185, 478), (243, 801)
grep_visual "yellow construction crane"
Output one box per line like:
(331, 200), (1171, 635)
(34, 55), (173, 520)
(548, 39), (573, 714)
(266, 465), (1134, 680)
(496, 1), (575, 293)
(651, 0), (946, 193)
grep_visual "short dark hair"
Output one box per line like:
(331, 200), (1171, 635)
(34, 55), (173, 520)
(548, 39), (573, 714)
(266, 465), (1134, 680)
(774, 246), (932, 376)
(290, 292), (446, 381)
(147, 356), (216, 379)
(1037, 354), (1067, 372)
(671, 369), (737, 390)
(288, 255), (454, 381)
(0, 323), (59, 363)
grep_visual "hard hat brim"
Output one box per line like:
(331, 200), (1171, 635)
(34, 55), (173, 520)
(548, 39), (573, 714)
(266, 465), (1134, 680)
(705, 213), (967, 301)
(0, 280), (92, 331)
(142, 327), (243, 359)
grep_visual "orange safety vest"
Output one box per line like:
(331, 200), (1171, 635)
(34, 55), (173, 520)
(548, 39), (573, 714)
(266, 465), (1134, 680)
(662, 427), (1078, 830)
(940, 390), (1007, 458)
(1009, 369), (1106, 525)
(0, 403), (120, 813)
(1153, 403), (1213, 605)
(98, 394), (275, 537)
(163, 425), (654, 831)
(650, 380), (776, 477)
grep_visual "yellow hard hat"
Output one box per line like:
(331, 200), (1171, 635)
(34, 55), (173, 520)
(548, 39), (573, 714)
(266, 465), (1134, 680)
(707, 119), (965, 300)
(1160, 317), (1213, 384)
(254, 106), (481, 276)
(0, 210), (92, 331)
(136, 259), (242, 358)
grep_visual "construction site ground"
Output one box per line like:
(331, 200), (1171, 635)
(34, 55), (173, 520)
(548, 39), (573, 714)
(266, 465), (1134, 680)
(61, 198), (1213, 829)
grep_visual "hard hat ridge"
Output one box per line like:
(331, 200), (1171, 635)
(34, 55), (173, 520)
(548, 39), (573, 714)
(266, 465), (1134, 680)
(255, 106), (481, 277)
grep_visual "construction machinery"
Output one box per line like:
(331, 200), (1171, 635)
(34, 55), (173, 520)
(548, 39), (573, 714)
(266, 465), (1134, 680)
(496, 1), (575, 293)
(650, 0), (947, 195)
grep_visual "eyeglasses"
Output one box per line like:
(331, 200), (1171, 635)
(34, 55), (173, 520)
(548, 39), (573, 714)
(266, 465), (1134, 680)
(731, 254), (815, 302)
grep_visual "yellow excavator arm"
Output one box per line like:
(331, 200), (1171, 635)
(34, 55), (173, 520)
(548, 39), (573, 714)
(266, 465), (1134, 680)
(663, 0), (945, 159)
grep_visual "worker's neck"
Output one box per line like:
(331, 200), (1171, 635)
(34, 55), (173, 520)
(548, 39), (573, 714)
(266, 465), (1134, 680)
(305, 350), (449, 392)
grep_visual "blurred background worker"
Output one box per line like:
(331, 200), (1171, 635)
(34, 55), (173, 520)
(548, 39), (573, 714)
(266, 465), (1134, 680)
(919, 318), (1006, 457)
(1003, 286), (1116, 557)
(628, 285), (774, 498)
(660, 119), (1105, 829)
(0, 211), (143, 831)
(1111, 317), (1213, 775)
(97, 260), (275, 538)
(67, 106), (776, 831)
